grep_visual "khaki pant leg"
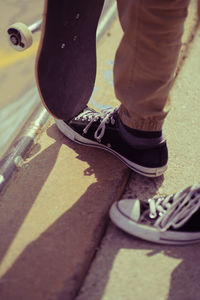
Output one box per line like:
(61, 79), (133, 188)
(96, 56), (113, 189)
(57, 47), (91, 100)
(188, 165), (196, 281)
(114, 0), (190, 130)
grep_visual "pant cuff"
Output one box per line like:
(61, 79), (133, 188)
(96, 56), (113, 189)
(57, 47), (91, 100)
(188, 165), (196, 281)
(118, 106), (165, 131)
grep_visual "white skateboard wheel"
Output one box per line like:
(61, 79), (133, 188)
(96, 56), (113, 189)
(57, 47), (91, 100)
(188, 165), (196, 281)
(7, 22), (33, 51)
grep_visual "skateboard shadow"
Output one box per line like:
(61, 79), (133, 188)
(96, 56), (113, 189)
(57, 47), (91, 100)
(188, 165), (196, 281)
(0, 123), (164, 300)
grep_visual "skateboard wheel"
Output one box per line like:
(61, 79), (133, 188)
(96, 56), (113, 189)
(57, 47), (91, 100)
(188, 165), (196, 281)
(7, 22), (33, 51)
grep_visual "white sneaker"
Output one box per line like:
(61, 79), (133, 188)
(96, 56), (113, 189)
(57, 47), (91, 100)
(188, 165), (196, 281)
(109, 183), (200, 245)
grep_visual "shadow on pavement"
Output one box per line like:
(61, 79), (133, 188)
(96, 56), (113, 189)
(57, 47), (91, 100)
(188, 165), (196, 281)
(0, 123), (169, 300)
(77, 223), (200, 300)
(0, 123), (127, 300)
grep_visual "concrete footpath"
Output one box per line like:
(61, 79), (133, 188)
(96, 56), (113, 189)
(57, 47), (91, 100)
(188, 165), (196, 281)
(77, 3), (200, 300)
(0, 1), (200, 300)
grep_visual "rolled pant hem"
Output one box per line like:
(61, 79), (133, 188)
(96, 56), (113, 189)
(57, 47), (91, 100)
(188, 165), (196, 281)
(119, 109), (164, 131)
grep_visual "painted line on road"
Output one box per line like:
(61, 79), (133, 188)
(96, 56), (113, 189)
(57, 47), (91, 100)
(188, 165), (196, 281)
(0, 40), (39, 69)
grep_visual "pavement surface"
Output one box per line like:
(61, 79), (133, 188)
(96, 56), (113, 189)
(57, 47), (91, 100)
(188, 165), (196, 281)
(0, 1), (200, 300)
(0, 0), (42, 157)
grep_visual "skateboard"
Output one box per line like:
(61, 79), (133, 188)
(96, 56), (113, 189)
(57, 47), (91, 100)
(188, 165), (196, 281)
(7, 0), (105, 120)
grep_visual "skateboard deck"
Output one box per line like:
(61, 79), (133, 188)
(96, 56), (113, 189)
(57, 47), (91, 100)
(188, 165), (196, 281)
(35, 0), (105, 121)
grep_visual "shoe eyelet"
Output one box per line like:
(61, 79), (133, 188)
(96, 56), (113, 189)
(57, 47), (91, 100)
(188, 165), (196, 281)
(149, 212), (157, 219)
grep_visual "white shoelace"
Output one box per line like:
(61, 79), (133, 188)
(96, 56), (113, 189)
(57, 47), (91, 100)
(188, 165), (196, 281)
(148, 183), (200, 231)
(75, 107), (118, 142)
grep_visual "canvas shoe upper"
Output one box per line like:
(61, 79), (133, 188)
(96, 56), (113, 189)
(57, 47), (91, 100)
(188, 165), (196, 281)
(109, 183), (200, 245)
(55, 106), (168, 177)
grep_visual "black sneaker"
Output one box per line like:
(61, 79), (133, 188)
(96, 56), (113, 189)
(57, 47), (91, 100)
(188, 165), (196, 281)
(109, 183), (200, 245)
(55, 107), (168, 177)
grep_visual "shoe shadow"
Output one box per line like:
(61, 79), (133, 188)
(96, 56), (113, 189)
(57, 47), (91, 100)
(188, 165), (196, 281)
(0, 122), (127, 300)
(0, 123), (165, 300)
(0, 137), (61, 266)
(76, 224), (200, 300)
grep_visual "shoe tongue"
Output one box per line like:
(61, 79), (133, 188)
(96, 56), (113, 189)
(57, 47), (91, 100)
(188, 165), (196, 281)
(118, 199), (140, 221)
(84, 106), (96, 113)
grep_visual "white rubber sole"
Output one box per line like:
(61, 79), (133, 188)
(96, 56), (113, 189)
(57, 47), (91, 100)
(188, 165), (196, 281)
(55, 119), (167, 178)
(109, 202), (200, 245)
